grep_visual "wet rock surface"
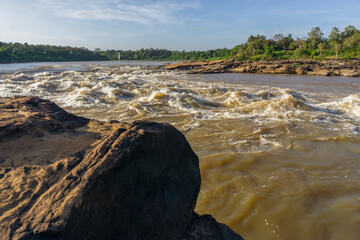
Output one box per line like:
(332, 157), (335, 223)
(0, 96), (243, 240)
(183, 214), (244, 240)
(163, 59), (360, 77)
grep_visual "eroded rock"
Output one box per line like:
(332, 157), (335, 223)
(163, 59), (360, 77)
(0, 96), (102, 167)
(0, 96), (89, 140)
(0, 96), (243, 240)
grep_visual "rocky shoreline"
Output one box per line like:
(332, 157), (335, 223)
(0, 96), (244, 240)
(163, 59), (360, 77)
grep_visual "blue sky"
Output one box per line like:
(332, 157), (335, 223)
(0, 0), (360, 50)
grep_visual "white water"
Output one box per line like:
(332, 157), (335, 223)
(1, 62), (360, 240)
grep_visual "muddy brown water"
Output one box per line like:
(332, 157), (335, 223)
(1, 62), (360, 240)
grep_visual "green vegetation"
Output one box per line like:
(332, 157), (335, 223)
(99, 48), (230, 61)
(233, 25), (360, 61)
(1, 25), (359, 63)
(0, 42), (107, 63)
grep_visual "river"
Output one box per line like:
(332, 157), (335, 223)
(1, 61), (359, 240)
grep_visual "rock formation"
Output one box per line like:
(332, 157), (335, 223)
(0, 96), (244, 240)
(163, 59), (360, 77)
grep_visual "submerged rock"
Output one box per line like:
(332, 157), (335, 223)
(0, 96), (243, 240)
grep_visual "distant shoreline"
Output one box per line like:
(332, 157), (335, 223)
(0, 59), (172, 65)
(2, 58), (360, 78)
(2, 25), (360, 64)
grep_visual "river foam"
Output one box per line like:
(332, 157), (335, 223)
(1, 63), (360, 240)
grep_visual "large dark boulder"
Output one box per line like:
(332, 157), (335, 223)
(0, 96), (244, 240)
(183, 214), (244, 240)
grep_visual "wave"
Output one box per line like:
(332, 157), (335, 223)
(0, 65), (359, 135)
(317, 94), (360, 117)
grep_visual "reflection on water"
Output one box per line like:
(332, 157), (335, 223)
(1, 62), (360, 240)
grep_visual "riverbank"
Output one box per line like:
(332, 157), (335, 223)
(163, 59), (360, 77)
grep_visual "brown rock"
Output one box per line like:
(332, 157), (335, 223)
(0, 96), (89, 141)
(0, 97), (244, 240)
(232, 66), (251, 73)
(340, 69), (360, 77)
(295, 67), (309, 75)
(162, 59), (360, 77)
(0, 96), (100, 168)
(307, 68), (332, 76)
(271, 65), (297, 74)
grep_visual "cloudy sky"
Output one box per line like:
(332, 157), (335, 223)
(1, 0), (359, 50)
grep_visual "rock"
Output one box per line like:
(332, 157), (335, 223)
(163, 60), (235, 74)
(295, 67), (309, 75)
(0, 96), (89, 141)
(269, 65), (297, 74)
(340, 69), (360, 77)
(0, 96), (244, 240)
(232, 66), (254, 73)
(0, 96), (97, 168)
(162, 59), (360, 77)
(307, 68), (332, 76)
(183, 214), (244, 240)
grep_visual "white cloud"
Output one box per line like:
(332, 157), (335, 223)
(35, 0), (200, 25)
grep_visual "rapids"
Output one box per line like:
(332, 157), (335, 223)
(1, 62), (360, 240)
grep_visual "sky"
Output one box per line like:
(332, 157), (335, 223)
(0, 0), (360, 50)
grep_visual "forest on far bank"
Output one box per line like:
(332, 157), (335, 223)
(1, 25), (359, 63)
(0, 43), (107, 63)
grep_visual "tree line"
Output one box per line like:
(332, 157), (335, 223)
(0, 42), (107, 63)
(234, 25), (360, 60)
(99, 48), (231, 61)
(0, 42), (230, 63)
(0, 25), (359, 63)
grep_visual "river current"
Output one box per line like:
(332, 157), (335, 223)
(1, 61), (360, 240)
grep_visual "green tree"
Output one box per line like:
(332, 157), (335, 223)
(318, 42), (327, 56)
(294, 38), (307, 50)
(273, 34), (284, 42)
(307, 27), (324, 50)
(342, 25), (357, 38)
(246, 34), (266, 56)
(344, 31), (360, 50)
(273, 33), (292, 50)
(328, 27), (342, 57)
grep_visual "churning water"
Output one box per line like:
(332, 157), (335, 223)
(1, 61), (360, 240)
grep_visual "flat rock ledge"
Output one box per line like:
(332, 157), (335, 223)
(0, 96), (244, 240)
(163, 59), (360, 77)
